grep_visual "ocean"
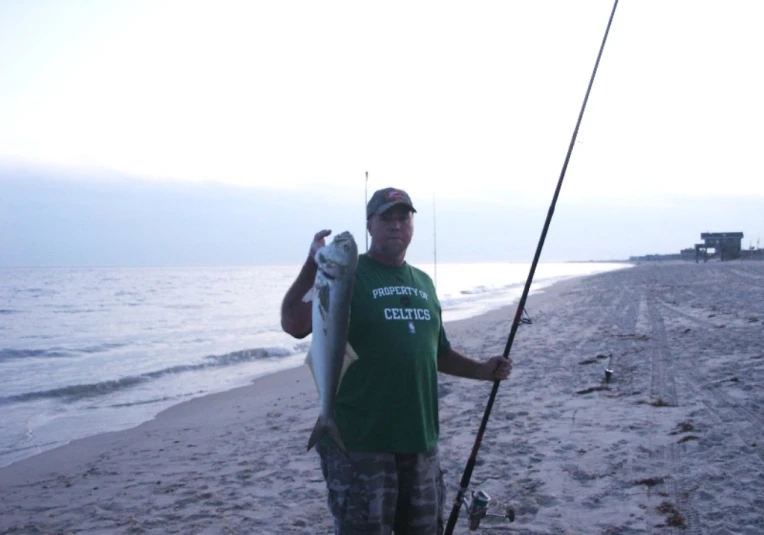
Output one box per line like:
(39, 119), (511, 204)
(0, 261), (631, 468)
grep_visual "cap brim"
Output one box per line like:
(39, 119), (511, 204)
(374, 200), (417, 217)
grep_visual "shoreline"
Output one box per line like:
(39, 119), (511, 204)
(3, 261), (762, 534)
(0, 267), (598, 472)
(0, 260), (631, 472)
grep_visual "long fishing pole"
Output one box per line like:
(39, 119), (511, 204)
(433, 189), (438, 288)
(444, 1), (620, 532)
(365, 171), (369, 252)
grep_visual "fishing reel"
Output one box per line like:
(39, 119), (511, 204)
(461, 489), (515, 531)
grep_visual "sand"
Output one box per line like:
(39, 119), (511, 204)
(1, 261), (763, 534)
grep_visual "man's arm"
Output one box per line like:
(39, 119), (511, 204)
(280, 256), (318, 338)
(438, 348), (512, 381)
(280, 229), (331, 339)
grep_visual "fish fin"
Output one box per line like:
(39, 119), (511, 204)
(304, 348), (320, 392)
(307, 416), (347, 453)
(345, 342), (359, 362)
(335, 342), (360, 390)
(301, 288), (314, 303)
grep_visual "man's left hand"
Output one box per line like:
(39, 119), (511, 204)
(476, 356), (512, 381)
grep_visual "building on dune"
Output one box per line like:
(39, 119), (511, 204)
(697, 232), (744, 262)
(630, 231), (763, 263)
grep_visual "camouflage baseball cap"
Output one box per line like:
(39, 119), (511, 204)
(366, 187), (417, 219)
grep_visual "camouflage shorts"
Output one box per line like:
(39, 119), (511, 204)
(316, 441), (446, 535)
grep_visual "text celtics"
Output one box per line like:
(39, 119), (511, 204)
(372, 286), (432, 321)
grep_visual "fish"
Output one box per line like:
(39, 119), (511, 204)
(305, 343), (359, 407)
(306, 231), (358, 453)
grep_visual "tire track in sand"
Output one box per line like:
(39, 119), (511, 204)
(651, 299), (764, 460)
(646, 292), (677, 408)
(644, 290), (703, 535)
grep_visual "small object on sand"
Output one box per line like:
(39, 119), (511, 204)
(604, 354), (613, 383)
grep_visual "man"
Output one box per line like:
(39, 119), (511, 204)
(281, 187), (512, 534)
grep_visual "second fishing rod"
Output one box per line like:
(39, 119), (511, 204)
(443, 1), (621, 532)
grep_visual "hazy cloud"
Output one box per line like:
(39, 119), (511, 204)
(2, 168), (761, 267)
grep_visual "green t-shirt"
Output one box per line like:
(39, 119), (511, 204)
(336, 253), (451, 453)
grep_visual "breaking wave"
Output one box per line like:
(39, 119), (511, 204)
(456, 281), (525, 296)
(441, 281), (526, 308)
(0, 346), (302, 405)
(0, 343), (129, 361)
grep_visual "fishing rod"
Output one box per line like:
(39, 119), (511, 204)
(433, 190), (438, 288)
(444, 1), (620, 532)
(365, 171), (369, 252)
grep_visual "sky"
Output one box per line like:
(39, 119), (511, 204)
(1, 0), (762, 267)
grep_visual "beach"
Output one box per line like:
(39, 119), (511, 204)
(1, 261), (763, 534)
(0, 261), (625, 470)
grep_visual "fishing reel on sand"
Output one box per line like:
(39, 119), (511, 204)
(460, 489), (515, 531)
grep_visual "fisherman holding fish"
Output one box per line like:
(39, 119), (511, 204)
(281, 187), (512, 535)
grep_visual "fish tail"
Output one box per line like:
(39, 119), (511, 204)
(307, 415), (347, 453)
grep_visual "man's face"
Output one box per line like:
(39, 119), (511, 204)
(367, 204), (415, 260)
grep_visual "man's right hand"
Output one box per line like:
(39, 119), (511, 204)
(309, 229), (332, 262)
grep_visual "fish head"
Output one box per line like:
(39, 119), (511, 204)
(315, 231), (358, 279)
